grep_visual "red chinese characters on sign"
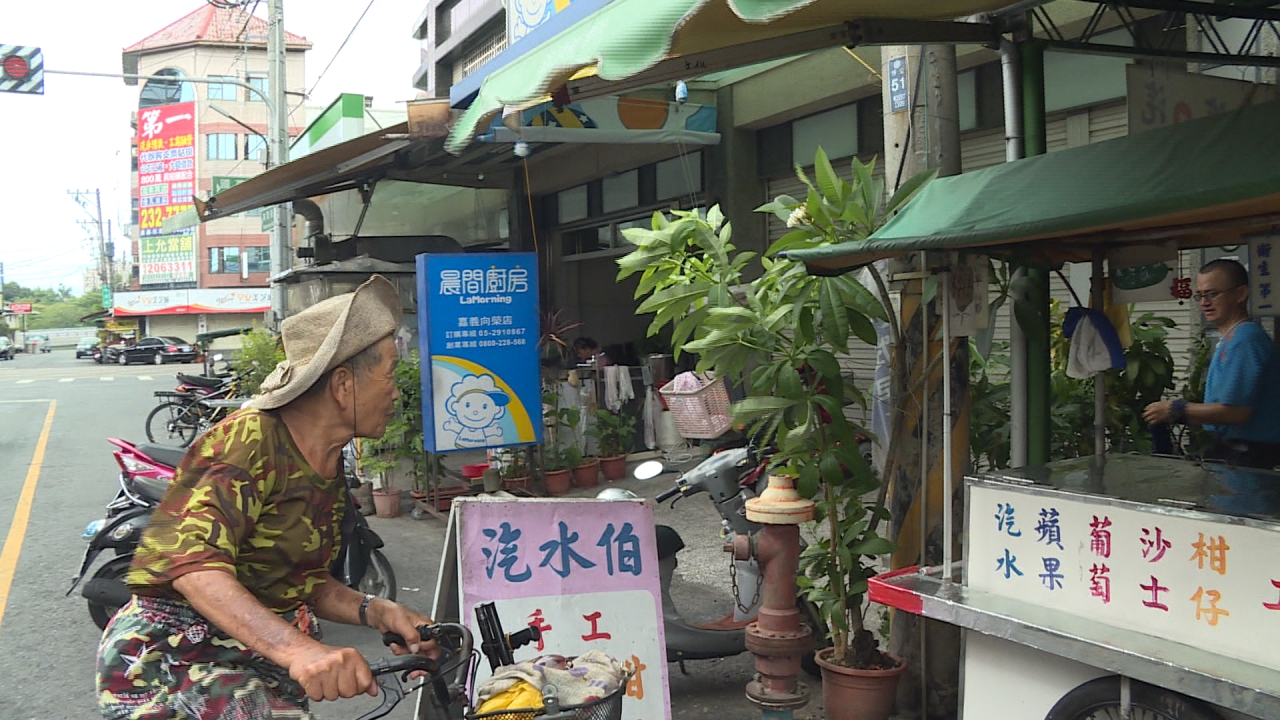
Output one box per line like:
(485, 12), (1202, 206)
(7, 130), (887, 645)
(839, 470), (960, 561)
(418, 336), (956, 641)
(1141, 575), (1170, 611)
(136, 101), (196, 237)
(1089, 516), (1112, 558)
(527, 609), (552, 652)
(1140, 527), (1172, 562)
(581, 611), (612, 641)
(1089, 563), (1111, 603)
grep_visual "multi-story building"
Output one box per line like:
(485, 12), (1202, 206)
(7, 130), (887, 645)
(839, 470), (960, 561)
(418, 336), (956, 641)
(114, 4), (310, 345)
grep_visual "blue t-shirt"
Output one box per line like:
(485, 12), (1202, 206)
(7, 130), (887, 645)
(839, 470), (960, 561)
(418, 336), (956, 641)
(1204, 322), (1280, 443)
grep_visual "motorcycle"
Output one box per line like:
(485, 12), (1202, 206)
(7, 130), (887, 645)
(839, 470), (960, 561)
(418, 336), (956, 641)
(600, 446), (829, 674)
(69, 439), (398, 630)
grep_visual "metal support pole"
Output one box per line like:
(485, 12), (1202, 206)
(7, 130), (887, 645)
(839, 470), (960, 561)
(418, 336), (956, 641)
(941, 261), (954, 582)
(267, 0), (292, 326)
(1092, 251), (1107, 460)
(1001, 38), (1028, 468)
(1021, 37), (1052, 466)
(94, 189), (109, 290)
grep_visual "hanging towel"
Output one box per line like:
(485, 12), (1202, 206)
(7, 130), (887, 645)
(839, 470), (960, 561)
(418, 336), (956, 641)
(1062, 307), (1127, 379)
(604, 365), (634, 412)
(643, 387), (657, 450)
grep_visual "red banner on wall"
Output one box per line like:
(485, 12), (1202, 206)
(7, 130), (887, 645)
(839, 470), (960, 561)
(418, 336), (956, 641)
(136, 101), (196, 237)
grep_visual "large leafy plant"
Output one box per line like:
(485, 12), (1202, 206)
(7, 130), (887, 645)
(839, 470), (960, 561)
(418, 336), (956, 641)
(360, 352), (438, 490)
(618, 149), (929, 668)
(232, 328), (286, 396)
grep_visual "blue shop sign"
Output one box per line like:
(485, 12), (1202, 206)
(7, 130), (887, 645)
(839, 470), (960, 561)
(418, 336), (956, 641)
(417, 253), (542, 453)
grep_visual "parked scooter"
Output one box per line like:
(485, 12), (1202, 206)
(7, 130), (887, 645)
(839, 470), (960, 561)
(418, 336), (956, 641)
(69, 439), (397, 630)
(600, 447), (827, 674)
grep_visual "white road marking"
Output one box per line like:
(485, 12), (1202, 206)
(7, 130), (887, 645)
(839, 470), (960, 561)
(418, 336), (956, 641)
(59, 378), (74, 383)
(138, 375), (153, 381)
(100, 377), (114, 382)
(15, 380), (33, 385)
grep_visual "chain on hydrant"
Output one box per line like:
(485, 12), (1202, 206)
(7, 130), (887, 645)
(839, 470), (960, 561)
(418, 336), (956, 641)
(729, 473), (814, 716)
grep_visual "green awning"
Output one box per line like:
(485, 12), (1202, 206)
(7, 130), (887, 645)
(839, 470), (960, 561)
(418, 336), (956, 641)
(444, 0), (1010, 153)
(789, 100), (1280, 275)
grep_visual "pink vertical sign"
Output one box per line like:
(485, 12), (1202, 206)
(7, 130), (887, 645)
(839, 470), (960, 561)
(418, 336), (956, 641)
(456, 497), (671, 720)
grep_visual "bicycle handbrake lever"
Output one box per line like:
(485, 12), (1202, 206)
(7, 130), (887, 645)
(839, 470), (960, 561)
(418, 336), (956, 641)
(353, 675), (404, 720)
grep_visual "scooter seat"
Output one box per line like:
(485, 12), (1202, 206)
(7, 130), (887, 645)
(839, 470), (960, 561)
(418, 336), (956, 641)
(136, 443), (188, 470)
(655, 524), (685, 560)
(177, 373), (223, 389)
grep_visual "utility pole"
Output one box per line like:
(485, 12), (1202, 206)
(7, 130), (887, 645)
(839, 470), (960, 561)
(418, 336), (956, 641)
(70, 189), (111, 291)
(267, 0), (291, 326)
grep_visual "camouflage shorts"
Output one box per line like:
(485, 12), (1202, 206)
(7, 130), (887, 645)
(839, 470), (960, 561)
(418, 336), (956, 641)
(96, 595), (316, 720)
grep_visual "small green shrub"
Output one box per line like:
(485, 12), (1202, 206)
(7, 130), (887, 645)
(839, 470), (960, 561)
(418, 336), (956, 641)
(233, 329), (286, 396)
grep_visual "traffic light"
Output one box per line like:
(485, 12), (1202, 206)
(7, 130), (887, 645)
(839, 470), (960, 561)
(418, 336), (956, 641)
(0, 45), (43, 95)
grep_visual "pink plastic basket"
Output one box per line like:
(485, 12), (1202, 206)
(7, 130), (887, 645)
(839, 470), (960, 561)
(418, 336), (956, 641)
(658, 373), (732, 439)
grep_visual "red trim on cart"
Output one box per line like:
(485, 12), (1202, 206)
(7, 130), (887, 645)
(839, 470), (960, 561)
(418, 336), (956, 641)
(869, 566), (924, 614)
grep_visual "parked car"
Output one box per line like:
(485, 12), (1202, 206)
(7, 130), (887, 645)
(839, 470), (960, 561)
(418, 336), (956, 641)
(27, 334), (52, 353)
(116, 336), (198, 365)
(0, 337), (13, 361)
(75, 337), (100, 359)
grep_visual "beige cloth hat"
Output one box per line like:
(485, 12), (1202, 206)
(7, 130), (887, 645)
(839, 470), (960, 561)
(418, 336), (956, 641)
(247, 275), (403, 410)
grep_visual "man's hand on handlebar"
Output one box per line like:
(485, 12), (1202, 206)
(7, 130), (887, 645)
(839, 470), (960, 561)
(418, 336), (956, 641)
(288, 643), (378, 701)
(367, 598), (440, 659)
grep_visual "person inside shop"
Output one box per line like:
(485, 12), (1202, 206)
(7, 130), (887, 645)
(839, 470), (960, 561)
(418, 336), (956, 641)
(574, 336), (611, 367)
(97, 276), (436, 719)
(1143, 259), (1280, 469)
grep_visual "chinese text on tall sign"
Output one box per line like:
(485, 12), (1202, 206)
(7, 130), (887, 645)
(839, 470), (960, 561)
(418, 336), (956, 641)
(417, 253), (542, 452)
(454, 498), (671, 720)
(1249, 233), (1277, 317)
(138, 232), (197, 285)
(136, 101), (196, 238)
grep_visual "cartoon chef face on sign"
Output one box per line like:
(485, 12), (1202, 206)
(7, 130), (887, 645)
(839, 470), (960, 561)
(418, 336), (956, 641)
(443, 374), (510, 448)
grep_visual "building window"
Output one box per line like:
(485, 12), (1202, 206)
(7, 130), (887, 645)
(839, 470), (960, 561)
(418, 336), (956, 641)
(207, 76), (237, 101)
(245, 134), (268, 163)
(246, 74), (268, 102)
(139, 68), (193, 108)
(558, 185), (588, 224)
(451, 28), (507, 84)
(656, 152), (702, 201)
(601, 170), (639, 215)
(206, 134), (237, 161)
(209, 247), (241, 274)
(245, 246), (271, 274)
(792, 103), (859, 166)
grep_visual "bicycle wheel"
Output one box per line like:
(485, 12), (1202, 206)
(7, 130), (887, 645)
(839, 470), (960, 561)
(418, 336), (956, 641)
(1045, 676), (1223, 720)
(145, 401), (202, 447)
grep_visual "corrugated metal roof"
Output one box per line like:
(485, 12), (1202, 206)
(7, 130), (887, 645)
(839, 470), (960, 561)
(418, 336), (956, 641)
(123, 4), (310, 54)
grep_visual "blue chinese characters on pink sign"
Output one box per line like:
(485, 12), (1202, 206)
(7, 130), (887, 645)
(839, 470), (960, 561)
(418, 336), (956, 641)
(417, 253), (542, 452)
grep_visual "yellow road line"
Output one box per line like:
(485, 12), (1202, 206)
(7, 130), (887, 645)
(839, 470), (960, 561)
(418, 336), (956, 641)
(0, 400), (56, 634)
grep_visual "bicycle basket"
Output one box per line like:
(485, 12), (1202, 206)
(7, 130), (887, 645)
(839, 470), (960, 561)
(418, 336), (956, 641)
(657, 373), (732, 439)
(467, 677), (628, 720)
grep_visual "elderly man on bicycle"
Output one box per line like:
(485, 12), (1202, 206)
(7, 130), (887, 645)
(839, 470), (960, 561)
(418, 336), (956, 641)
(97, 276), (434, 719)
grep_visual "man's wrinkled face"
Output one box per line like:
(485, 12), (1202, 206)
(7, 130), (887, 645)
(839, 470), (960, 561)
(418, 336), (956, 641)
(355, 336), (400, 439)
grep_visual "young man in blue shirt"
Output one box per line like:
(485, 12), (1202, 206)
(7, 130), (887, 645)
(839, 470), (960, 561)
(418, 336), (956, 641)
(1144, 259), (1280, 469)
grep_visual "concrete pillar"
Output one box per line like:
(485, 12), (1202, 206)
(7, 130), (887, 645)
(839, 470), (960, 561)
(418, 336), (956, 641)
(706, 86), (764, 253)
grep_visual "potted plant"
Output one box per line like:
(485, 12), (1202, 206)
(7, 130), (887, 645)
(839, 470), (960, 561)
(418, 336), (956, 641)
(361, 351), (431, 516)
(570, 450), (600, 489)
(496, 447), (533, 492)
(618, 150), (930, 720)
(590, 409), (637, 481)
(359, 448), (402, 518)
(541, 386), (580, 495)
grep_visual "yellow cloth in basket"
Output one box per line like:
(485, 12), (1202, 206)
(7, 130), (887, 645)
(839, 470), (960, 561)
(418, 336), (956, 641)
(476, 680), (544, 714)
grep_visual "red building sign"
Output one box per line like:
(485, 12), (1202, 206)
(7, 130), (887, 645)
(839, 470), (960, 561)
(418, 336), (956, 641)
(136, 101), (196, 237)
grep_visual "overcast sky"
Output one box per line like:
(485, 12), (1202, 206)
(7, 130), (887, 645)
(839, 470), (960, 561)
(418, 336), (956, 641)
(0, 0), (422, 293)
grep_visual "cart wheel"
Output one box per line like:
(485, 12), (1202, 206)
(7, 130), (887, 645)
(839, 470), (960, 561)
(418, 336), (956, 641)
(411, 507), (424, 520)
(1045, 676), (1223, 720)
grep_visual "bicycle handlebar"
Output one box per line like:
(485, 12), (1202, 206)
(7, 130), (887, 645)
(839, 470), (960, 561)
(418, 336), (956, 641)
(655, 486), (681, 503)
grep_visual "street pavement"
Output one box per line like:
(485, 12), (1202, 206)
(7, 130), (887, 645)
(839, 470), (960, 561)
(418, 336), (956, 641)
(0, 349), (829, 720)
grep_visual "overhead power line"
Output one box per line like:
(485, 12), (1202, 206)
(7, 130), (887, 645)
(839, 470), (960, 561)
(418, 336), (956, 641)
(307, 0), (378, 99)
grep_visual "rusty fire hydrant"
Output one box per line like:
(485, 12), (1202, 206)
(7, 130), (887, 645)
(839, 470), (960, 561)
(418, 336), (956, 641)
(730, 473), (815, 718)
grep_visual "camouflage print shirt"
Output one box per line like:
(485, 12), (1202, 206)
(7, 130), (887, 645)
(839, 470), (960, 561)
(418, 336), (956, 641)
(128, 408), (346, 613)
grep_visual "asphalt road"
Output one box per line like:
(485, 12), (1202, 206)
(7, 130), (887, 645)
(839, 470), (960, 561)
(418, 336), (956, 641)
(0, 349), (828, 720)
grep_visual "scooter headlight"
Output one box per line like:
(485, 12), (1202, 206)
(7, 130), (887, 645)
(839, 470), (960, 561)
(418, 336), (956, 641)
(82, 519), (106, 539)
(109, 522), (135, 542)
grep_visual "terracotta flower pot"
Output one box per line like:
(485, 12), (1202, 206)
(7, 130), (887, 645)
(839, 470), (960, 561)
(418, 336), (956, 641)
(503, 475), (531, 492)
(409, 489), (427, 500)
(571, 459), (600, 488)
(814, 647), (905, 720)
(599, 455), (627, 481)
(372, 489), (402, 518)
(544, 469), (572, 496)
